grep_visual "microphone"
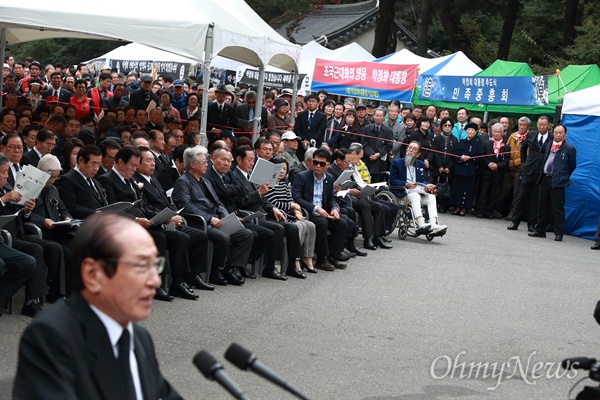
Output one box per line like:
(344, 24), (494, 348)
(561, 357), (597, 371)
(225, 343), (309, 400)
(193, 350), (249, 400)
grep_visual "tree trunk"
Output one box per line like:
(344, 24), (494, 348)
(417, 0), (433, 56)
(497, 0), (521, 60)
(437, 0), (459, 50)
(562, 0), (580, 47)
(372, 0), (396, 58)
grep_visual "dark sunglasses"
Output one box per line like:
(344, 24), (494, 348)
(312, 160), (328, 168)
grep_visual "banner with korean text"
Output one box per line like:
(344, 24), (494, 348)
(418, 75), (549, 106)
(311, 59), (418, 102)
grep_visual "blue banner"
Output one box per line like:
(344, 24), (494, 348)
(418, 75), (548, 106)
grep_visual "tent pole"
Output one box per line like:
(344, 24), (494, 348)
(290, 70), (298, 124)
(483, 111), (488, 123)
(200, 23), (215, 147)
(252, 62), (265, 144)
(0, 28), (6, 110)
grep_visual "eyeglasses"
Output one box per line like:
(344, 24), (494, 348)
(43, 142), (57, 148)
(443, 123), (452, 127)
(4, 145), (23, 150)
(312, 160), (328, 168)
(108, 256), (165, 275)
(173, 134), (184, 138)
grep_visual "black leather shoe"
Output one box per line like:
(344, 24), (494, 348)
(528, 231), (546, 238)
(187, 275), (215, 291)
(21, 300), (43, 317)
(381, 236), (392, 243)
(507, 222), (519, 230)
(223, 270), (244, 286)
(286, 268), (307, 279)
(351, 247), (367, 257)
(209, 271), (228, 286)
(363, 237), (377, 250)
(315, 258), (335, 271)
(591, 242), (600, 250)
(554, 234), (563, 241)
(375, 237), (393, 249)
(336, 251), (351, 261)
(232, 269), (246, 284)
(305, 267), (318, 273)
(239, 267), (256, 279)
(328, 257), (348, 270)
(169, 282), (199, 300)
(527, 223), (535, 233)
(262, 268), (287, 281)
(154, 287), (174, 302)
(344, 250), (357, 258)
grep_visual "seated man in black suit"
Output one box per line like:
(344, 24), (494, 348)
(0, 154), (57, 316)
(0, 243), (36, 317)
(98, 146), (212, 300)
(131, 147), (212, 297)
(94, 139), (121, 179)
(20, 128), (57, 167)
(291, 148), (348, 271)
(204, 146), (271, 280)
(158, 144), (186, 192)
(228, 145), (293, 280)
(56, 145), (109, 219)
(14, 213), (183, 400)
(172, 146), (253, 286)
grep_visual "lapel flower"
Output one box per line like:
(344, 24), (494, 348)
(134, 181), (144, 190)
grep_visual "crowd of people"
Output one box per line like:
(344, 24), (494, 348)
(0, 55), (587, 319)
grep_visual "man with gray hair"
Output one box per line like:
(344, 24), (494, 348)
(172, 146), (253, 286)
(288, 146), (316, 184)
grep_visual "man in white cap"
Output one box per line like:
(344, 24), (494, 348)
(281, 131), (301, 170)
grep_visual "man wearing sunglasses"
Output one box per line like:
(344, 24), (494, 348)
(14, 213), (183, 400)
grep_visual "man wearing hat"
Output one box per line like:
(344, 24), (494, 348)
(281, 131), (302, 170)
(267, 97), (292, 135)
(129, 74), (160, 112)
(235, 90), (268, 133)
(279, 88), (293, 104)
(207, 83), (238, 145)
(355, 102), (371, 130)
(17, 61), (45, 93)
(171, 79), (187, 110)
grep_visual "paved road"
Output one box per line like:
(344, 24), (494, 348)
(1, 215), (598, 400)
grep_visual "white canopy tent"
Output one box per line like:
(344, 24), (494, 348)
(0, 0), (300, 138)
(376, 49), (482, 76)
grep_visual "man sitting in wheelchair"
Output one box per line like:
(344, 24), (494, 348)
(389, 141), (448, 236)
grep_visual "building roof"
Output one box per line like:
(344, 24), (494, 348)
(276, 0), (422, 53)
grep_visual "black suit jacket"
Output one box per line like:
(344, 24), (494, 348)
(361, 123), (393, 174)
(294, 109), (327, 146)
(13, 293), (182, 400)
(157, 164), (181, 193)
(432, 134), (458, 172)
(132, 172), (174, 218)
(97, 170), (145, 218)
(55, 170), (108, 219)
(207, 102), (238, 142)
(520, 130), (554, 182)
(41, 86), (72, 104)
(30, 185), (72, 225)
(204, 167), (237, 214)
(229, 167), (275, 214)
(291, 169), (339, 213)
(481, 140), (511, 180)
(235, 103), (268, 130)
(20, 149), (41, 167)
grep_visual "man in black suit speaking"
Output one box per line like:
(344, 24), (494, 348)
(13, 213), (183, 400)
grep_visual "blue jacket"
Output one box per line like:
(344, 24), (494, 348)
(389, 158), (428, 197)
(538, 140), (576, 187)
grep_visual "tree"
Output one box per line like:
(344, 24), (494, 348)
(10, 39), (120, 68)
(497, 0), (522, 60)
(562, 0), (581, 47)
(416, 0), (433, 57)
(372, 0), (397, 57)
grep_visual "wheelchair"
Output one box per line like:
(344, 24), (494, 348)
(375, 185), (447, 241)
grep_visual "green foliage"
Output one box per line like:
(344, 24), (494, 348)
(565, 2), (600, 66)
(10, 39), (123, 68)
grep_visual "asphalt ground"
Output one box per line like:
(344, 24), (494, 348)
(1, 213), (598, 400)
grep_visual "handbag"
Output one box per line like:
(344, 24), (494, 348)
(436, 175), (451, 200)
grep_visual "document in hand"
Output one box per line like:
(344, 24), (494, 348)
(358, 185), (377, 199)
(249, 158), (283, 187)
(14, 165), (50, 205)
(407, 182), (427, 195)
(333, 170), (354, 186)
(96, 200), (141, 213)
(219, 213), (244, 235)
(150, 207), (184, 225)
(52, 219), (84, 227)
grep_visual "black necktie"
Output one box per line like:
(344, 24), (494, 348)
(53, 90), (58, 97)
(125, 179), (138, 199)
(117, 329), (136, 400)
(14, 164), (20, 172)
(309, 112), (313, 126)
(87, 178), (100, 198)
(219, 104), (223, 112)
(539, 136), (543, 148)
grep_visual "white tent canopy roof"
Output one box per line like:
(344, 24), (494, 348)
(0, 0), (300, 71)
(376, 49), (481, 76)
(562, 84), (600, 117)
